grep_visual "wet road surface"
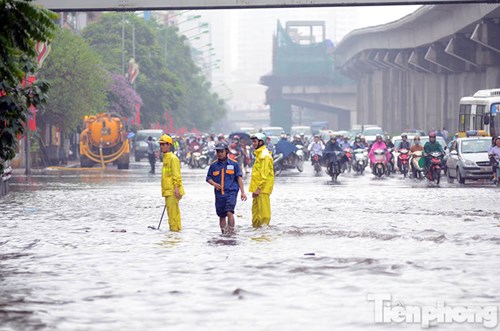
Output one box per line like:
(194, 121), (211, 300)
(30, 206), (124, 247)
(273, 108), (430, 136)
(1, 161), (500, 330)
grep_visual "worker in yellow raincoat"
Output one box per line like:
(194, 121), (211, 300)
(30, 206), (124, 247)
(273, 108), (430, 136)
(249, 133), (274, 228)
(159, 134), (185, 231)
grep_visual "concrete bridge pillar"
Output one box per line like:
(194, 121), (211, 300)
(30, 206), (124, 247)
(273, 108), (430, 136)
(270, 99), (292, 132)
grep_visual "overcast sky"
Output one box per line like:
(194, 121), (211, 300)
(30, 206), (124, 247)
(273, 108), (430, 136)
(353, 5), (421, 29)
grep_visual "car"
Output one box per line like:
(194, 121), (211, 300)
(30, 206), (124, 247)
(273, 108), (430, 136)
(134, 129), (164, 162)
(404, 129), (427, 137)
(446, 137), (493, 184)
(362, 126), (384, 143)
(318, 129), (337, 142)
(290, 125), (312, 139)
(261, 126), (285, 137)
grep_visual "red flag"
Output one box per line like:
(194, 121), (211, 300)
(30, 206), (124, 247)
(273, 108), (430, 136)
(135, 102), (141, 125)
(28, 105), (37, 131)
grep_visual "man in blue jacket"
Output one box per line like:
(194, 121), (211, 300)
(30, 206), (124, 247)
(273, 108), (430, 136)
(206, 142), (247, 234)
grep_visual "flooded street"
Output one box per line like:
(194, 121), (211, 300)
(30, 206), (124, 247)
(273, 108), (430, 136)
(1, 162), (500, 331)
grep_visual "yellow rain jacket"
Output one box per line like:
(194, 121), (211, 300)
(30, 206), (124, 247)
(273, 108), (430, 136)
(161, 152), (184, 231)
(249, 146), (274, 228)
(249, 146), (274, 194)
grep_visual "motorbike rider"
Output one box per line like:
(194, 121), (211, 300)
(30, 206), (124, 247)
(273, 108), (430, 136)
(410, 135), (423, 153)
(398, 134), (411, 150)
(276, 133), (298, 166)
(323, 135), (347, 167)
(423, 131), (445, 172)
(385, 136), (395, 172)
(228, 135), (245, 165)
(368, 134), (390, 172)
(189, 136), (201, 153)
(488, 136), (500, 184)
(353, 135), (366, 150)
(339, 135), (352, 150)
(409, 135), (424, 178)
(397, 134), (411, 172)
(359, 136), (368, 149)
(266, 136), (274, 155)
(308, 134), (325, 165)
(217, 133), (227, 144)
(206, 135), (216, 163)
(292, 134), (303, 146)
(299, 133), (308, 146)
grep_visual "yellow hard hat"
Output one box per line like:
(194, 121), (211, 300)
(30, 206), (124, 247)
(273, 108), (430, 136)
(159, 134), (173, 144)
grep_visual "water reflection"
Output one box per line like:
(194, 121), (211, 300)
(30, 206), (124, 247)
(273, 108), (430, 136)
(1, 163), (499, 330)
(159, 233), (183, 248)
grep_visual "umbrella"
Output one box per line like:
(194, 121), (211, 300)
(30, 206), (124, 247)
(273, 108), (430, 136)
(229, 132), (251, 145)
(275, 139), (298, 159)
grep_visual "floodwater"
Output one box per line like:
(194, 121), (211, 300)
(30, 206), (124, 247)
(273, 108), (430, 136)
(1, 161), (500, 331)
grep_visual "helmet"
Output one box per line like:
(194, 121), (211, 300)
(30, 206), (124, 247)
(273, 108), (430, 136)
(251, 133), (266, 142)
(233, 135), (240, 140)
(414, 135), (421, 141)
(401, 134), (407, 139)
(215, 142), (228, 150)
(429, 132), (437, 138)
(159, 134), (173, 144)
(376, 134), (383, 139)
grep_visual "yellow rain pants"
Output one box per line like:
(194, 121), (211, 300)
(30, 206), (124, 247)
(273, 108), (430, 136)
(252, 193), (271, 228)
(165, 196), (181, 232)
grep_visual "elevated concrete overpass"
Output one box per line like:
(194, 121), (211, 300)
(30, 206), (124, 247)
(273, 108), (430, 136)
(333, 4), (500, 134)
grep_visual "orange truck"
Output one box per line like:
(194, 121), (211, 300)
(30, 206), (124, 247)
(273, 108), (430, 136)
(79, 113), (130, 169)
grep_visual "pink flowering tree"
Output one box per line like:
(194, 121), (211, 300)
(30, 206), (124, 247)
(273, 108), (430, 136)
(107, 73), (142, 118)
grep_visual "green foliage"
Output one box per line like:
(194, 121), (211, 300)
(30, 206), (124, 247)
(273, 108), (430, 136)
(38, 28), (109, 132)
(82, 13), (182, 128)
(82, 13), (226, 130)
(0, 0), (56, 174)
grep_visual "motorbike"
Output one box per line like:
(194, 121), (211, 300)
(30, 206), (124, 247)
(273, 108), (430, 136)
(494, 157), (500, 187)
(342, 148), (353, 173)
(322, 150), (346, 181)
(372, 148), (387, 178)
(187, 146), (209, 169)
(352, 149), (368, 174)
(398, 148), (410, 178)
(311, 153), (322, 175)
(410, 150), (425, 180)
(385, 148), (395, 176)
(425, 151), (444, 184)
(273, 141), (304, 176)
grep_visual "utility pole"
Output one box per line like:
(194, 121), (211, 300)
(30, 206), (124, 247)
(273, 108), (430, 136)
(121, 12), (125, 75)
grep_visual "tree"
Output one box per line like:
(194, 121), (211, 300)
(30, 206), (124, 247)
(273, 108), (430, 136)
(83, 13), (226, 131)
(82, 13), (182, 127)
(161, 25), (227, 130)
(38, 28), (109, 133)
(0, 0), (57, 174)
